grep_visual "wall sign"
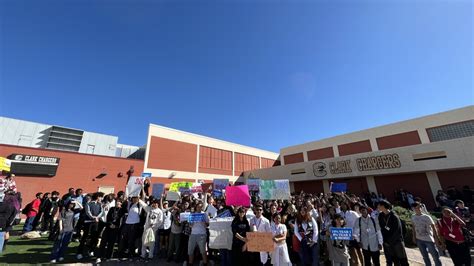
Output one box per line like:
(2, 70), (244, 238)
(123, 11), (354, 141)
(8, 154), (60, 176)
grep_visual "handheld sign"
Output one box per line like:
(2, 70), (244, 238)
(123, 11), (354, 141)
(247, 178), (260, 192)
(179, 212), (190, 222)
(216, 209), (233, 218)
(152, 183), (165, 199)
(213, 179), (229, 191)
(330, 183), (347, 193)
(188, 213), (207, 223)
(330, 227), (353, 240)
(225, 185), (250, 207)
(141, 172), (152, 178)
(246, 232), (274, 252)
(126, 176), (145, 197)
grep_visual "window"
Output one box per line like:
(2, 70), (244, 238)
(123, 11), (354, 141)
(427, 120), (474, 142)
(199, 146), (232, 171)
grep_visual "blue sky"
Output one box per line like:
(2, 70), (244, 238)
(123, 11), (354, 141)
(1, 0), (472, 152)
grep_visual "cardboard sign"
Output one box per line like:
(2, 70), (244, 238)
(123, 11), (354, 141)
(330, 182), (347, 193)
(126, 176), (145, 197)
(188, 213), (207, 223)
(225, 185), (250, 207)
(213, 179), (229, 191)
(247, 178), (260, 191)
(152, 183), (165, 199)
(330, 227), (353, 240)
(259, 180), (290, 200)
(166, 191), (180, 201)
(246, 232), (274, 252)
(209, 218), (233, 250)
(190, 183), (203, 193)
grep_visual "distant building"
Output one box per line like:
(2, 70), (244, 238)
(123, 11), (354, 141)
(240, 106), (474, 209)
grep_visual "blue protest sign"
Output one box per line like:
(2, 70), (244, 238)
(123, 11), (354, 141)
(216, 209), (232, 218)
(141, 172), (152, 178)
(188, 213), (206, 223)
(330, 183), (347, 193)
(329, 227), (353, 240)
(212, 189), (223, 198)
(152, 183), (165, 199)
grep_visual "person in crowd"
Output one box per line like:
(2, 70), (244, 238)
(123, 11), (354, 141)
(327, 214), (350, 266)
(250, 204), (272, 265)
(271, 213), (291, 266)
(140, 198), (163, 260)
(167, 205), (183, 263)
(231, 207), (250, 265)
(294, 206), (319, 266)
(454, 200), (471, 223)
(159, 198), (172, 258)
(32, 192), (49, 231)
(204, 194), (217, 218)
(41, 191), (60, 236)
(411, 202), (442, 266)
(119, 195), (143, 259)
(0, 193), (16, 254)
(354, 205), (382, 266)
(266, 202), (279, 224)
(436, 190), (453, 208)
(340, 202), (362, 265)
(377, 200), (409, 266)
(71, 188), (84, 242)
(50, 199), (83, 263)
(96, 200), (124, 262)
(76, 192), (104, 260)
(437, 206), (471, 266)
(2, 192), (20, 252)
(22, 192), (42, 233)
(188, 202), (210, 266)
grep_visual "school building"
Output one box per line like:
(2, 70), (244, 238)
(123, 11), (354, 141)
(239, 106), (474, 209)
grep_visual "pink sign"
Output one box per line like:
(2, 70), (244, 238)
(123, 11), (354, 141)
(225, 185), (251, 207)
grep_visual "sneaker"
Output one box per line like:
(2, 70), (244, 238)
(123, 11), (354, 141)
(76, 254), (83, 260)
(96, 258), (101, 263)
(50, 259), (57, 263)
(58, 257), (64, 262)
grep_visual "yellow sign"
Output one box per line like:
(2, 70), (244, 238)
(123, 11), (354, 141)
(0, 157), (11, 172)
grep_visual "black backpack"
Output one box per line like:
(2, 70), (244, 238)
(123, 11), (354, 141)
(21, 202), (32, 215)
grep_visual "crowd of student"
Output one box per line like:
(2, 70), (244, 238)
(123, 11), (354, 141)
(0, 174), (473, 266)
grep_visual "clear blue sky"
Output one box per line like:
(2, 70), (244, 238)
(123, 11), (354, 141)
(1, 0), (472, 152)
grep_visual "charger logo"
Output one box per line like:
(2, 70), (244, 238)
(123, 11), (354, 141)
(14, 155), (23, 161)
(313, 162), (327, 177)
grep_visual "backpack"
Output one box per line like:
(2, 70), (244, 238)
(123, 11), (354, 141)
(21, 202), (32, 215)
(358, 216), (377, 240)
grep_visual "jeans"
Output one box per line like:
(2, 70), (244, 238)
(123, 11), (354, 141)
(446, 240), (471, 266)
(0, 232), (5, 254)
(362, 249), (380, 266)
(77, 222), (100, 255)
(23, 216), (36, 232)
(51, 231), (73, 260)
(167, 233), (181, 259)
(220, 248), (232, 266)
(416, 239), (441, 266)
(298, 239), (319, 266)
(98, 227), (120, 259)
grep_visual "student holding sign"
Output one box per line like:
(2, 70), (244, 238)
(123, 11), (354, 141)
(188, 202), (210, 266)
(231, 207), (250, 266)
(327, 214), (350, 266)
(249, 204), (272, 265)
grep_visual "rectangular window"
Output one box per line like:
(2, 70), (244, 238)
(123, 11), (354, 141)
(427, 120), (474, 142)
(199, 146), (232, 171)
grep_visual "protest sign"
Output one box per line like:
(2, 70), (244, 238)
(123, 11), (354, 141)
(330, 183), (347, 193)
(179, 187), (191, 195)
(212, 189), (223, 198)
(209, 218), (233, 250)
(126, 176), (145, 197)
(259, 179), (290, 200)
(190, 183), (203, 193)
(179, 212), (190, 222)
(141, 172), (152, 178)
(170, 182), (193, 192)
(152, 183), (165, 199)
(216, 209), (233, 218)
(225, 185), (250, 207)
(0, 157), (11, 172)
(166, 191), (180, 201)
(247, 178), (260, 191)
(246, 232), (274, 252)
(188, 213), (207, 223)
(213, 179), (229, 191)
(329, 227), (353, 240)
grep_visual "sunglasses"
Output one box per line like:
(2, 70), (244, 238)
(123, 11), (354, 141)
(256, 209), (263, 211)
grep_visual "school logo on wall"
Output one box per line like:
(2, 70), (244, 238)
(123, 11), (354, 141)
(313, 162), (327, 177)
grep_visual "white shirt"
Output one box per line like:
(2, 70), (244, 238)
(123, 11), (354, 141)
(250, 216), (272, 264)
(190, 211), (209, 235)
(342, 210), (360, 229)
(126, 202), (141, 224)
(354, 215), (383, 251)
(144, 207), (164, 230)
(310, 208), (319, 220)
(160, 209), (172, 230)
(271, 223), (287, 246)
